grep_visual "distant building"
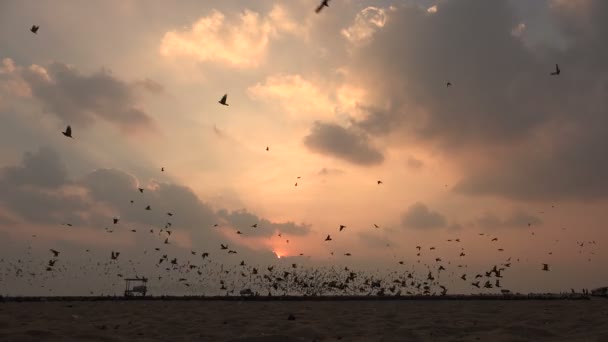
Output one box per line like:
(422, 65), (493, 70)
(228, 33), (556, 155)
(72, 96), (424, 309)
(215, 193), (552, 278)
(591, 287), (608, 296)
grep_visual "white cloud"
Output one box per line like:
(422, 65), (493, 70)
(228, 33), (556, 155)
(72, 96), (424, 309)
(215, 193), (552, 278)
(341, 7), (392, 45)
(160, 5), (308, 68)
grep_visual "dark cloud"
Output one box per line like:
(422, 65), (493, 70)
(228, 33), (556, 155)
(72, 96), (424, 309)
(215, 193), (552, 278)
(18, 61), (157, 132)
(0, 147), (309, 245)
(400, 202), (447, 229)
(217, 209), (310, 238)
(476, 210), (543, 230)
(0, 147), (87, 224)
(342, 0), (608, 200)
(303, 121), (383, 166)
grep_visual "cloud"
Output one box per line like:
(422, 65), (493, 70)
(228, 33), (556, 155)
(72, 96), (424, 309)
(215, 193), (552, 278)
(476, 210), (543, 230)
(357, 230), (394, 248)
(337, 0), (608, 200)
(216, 209), (310, 238)
(401, 202), (446, 229)
(406, 156), (424, 169)
(341, 7), (391, 45)
(160, 5), (306, 68)
(0, 147), (310, 247)
(247, 74), (334, 120)
(2, 58), (158, 132)
(303, 121), (384, 166)
(318, 167), (344, 176)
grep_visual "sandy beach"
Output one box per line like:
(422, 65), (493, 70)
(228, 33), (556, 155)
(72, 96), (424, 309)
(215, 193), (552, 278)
(1, 298), (607, 341)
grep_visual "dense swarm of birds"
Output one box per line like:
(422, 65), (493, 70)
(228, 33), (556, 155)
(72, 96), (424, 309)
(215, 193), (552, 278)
(1, 1), (599, 299)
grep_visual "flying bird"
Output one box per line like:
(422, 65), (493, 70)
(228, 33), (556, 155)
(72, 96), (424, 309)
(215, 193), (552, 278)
(339, 225), (346, 231)
(30, 25), (39, 34)
(266, 146), (269, 151)
(377, 180), (383, 185)
(446, 82), (452, 87)
(219, 94), (229, 106)
(138, 188), (144, 193)
(325, 235), (332, 241)
(113, 218), (119, 224)
(145, 205), (151, 210)
(550, 64), (560, 76)
(50, 249), (59, 257)
(62, 125), (73, 138)
(315, 0), (330, 13)
(542, 263), (550, 271)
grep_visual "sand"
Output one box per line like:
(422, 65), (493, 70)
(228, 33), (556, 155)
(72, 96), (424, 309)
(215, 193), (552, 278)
(1, 299), (607, 341)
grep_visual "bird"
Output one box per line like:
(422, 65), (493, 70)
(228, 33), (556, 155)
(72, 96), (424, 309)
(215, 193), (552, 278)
(550, 64), (560, 76)
(251, 223), (257, 228)
(266, 146), (269, 151)
(145, 205), (151, 210)
(221, 244), (228, 250)
(113, 218), (119, 224)
(377, 180), (383, 185)
(287, 313), (296, 321)
(325, 235), (332, 241)
(542, 263), (550, 271)
(219, 94), (229, 106)
(62, 125), (73, 138)
(50, 249), (59, 257)
(167, 212), (173, 216)
(110, 251), (120, 260)
(161, 167), (164, 172)
(339, 225), (346, 232)
(315, 0), (330, 13)
(236, 231), (242, 235)
(446, 82), (452, 87)
(30, 25), (39, 34)
(138, 188), (144, 193)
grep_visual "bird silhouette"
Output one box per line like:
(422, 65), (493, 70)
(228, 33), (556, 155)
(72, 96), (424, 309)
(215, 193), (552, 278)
(315, 0), (330, 13)
(219, 94), (229, 106)
(266, 146), (269, 151)
(138, 188), (144, 193)
(30, 25), (39, 34)
(542, 263), (550, 271)
(550, 64), (560, 76)
(325, 235), (332, 241)
(339, 225), (346, 231)
(113, 218), (119, 224)
(446, 82), (452, 87)
(377, 180), (383, 185)
(62, 125), (73, 138)
(50, 249), (59, 257)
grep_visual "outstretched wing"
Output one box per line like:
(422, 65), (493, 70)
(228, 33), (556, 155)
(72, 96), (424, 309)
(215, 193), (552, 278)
(65, 125), (72, 135)
(221, 94), (227, 102)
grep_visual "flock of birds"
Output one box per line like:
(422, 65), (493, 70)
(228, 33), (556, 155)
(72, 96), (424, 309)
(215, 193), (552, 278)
(3, 1), (598, 298)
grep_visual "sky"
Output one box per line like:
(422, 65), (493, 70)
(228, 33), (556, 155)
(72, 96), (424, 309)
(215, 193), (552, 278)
(0, 0), (607, 296)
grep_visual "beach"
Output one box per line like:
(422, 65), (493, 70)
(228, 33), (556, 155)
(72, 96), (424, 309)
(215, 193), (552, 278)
(1, 298), (607, 341)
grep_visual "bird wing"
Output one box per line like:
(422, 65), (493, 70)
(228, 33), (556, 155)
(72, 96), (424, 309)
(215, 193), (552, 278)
(315, 3), (324, 13)
(221, 94), (227, 102)
(66, 126), (71, 135)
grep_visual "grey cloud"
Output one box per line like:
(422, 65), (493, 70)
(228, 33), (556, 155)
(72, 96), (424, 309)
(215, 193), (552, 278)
(345, 0), (608, 200)
(476, 210), (543, 230)
(357, 230), (394, 248)
(18, 61), (157, 131)
(303, 121), (383, 166)
(400, 202), (447, 229)
(217, 209), (310, 238)
(318, 167), (344, 176)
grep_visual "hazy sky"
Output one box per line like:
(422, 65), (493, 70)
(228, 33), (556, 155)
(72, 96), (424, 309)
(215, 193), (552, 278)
(0, 0), (607, 295)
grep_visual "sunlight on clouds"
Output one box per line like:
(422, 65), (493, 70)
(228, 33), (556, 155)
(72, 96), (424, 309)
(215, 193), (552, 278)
(341, 7), (393, 45)
(511, 22), (527, 37)
(247, 74), (335, 122)
(160, 5), (307, 68)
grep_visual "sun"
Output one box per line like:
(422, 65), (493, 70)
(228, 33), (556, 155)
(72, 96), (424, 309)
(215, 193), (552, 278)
(273, 250), (284, 259)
